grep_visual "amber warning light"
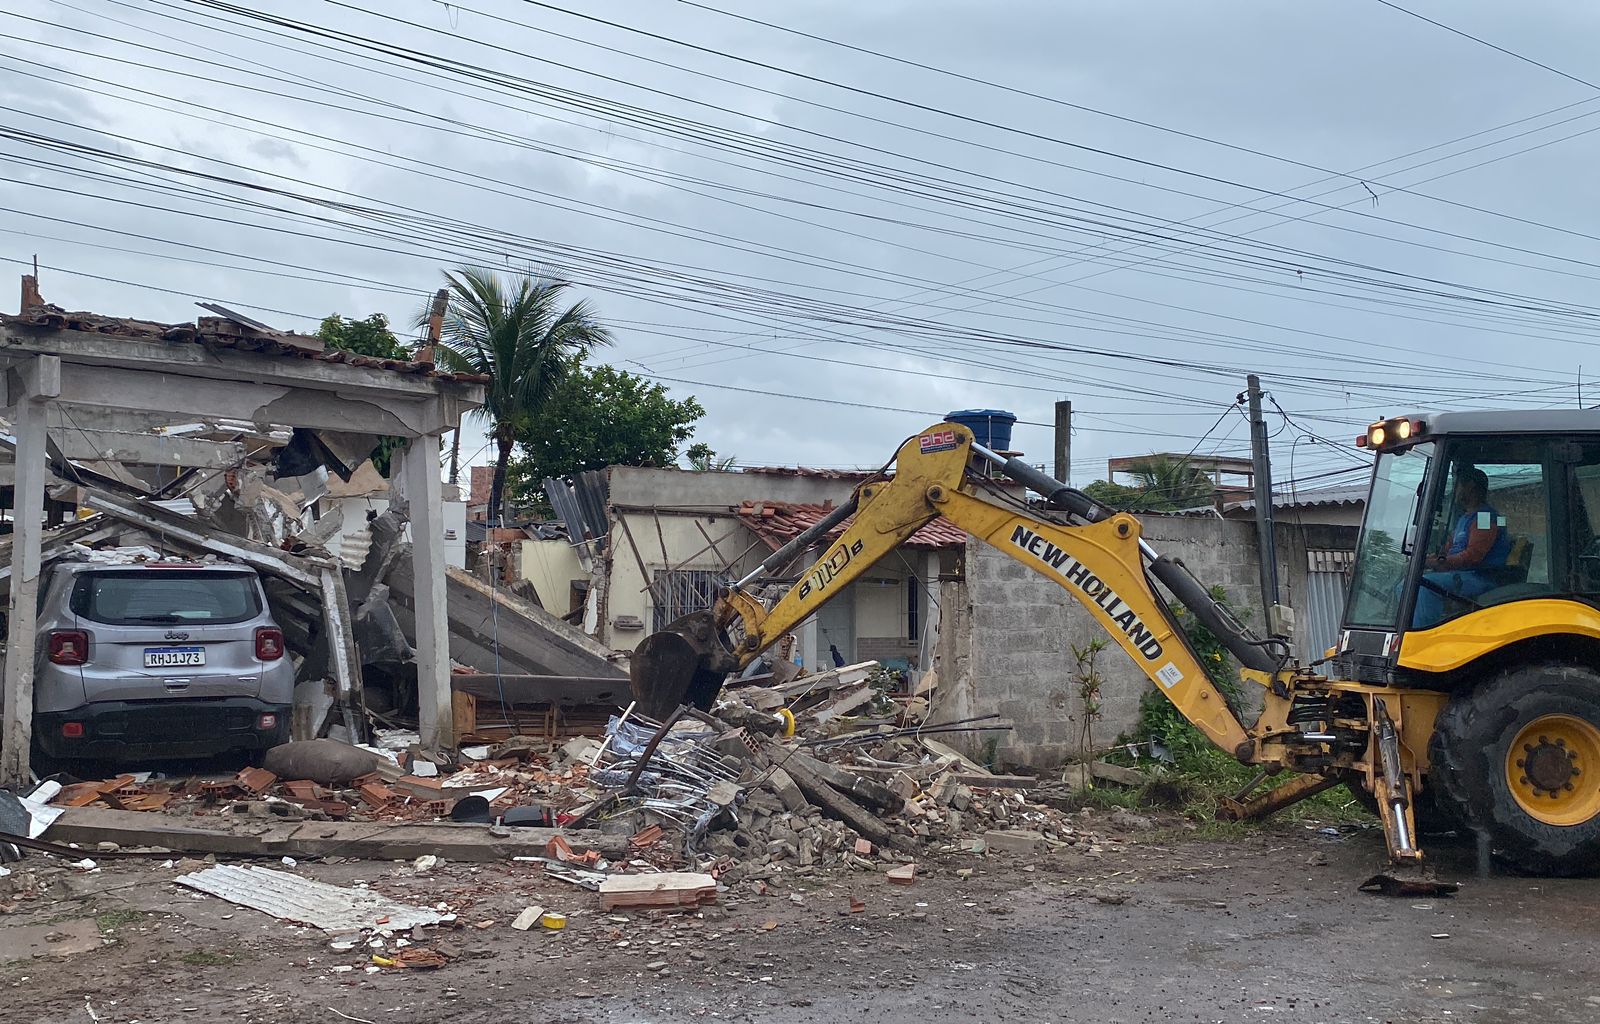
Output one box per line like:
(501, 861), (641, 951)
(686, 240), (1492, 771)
(1356, 417), (1425, 450)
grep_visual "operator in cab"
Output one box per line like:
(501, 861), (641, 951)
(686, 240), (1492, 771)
(1414, 465), (1511, 627)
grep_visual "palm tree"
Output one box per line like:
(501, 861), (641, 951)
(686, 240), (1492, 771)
(1123, 456), (1217, 511)
(684, 443), (738, 472)
(424, 268), (611, 525)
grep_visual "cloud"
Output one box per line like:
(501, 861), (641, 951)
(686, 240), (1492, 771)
(1, 0), (1594, 486)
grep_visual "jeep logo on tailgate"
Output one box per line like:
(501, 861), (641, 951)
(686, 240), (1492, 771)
(164, 631), (191, 641)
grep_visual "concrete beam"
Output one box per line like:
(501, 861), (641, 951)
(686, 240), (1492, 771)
(52, 362), (459, 437)
(46, 428), (246, 469)
(1, 355), (58, 785)
(0, 325), (483, 404)
(79, 486), (325, 588)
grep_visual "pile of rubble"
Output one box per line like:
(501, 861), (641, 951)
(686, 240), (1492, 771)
(37, 660), (1135, 887)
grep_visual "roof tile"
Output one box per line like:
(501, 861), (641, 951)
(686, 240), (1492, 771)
(737, 501), (966, 551)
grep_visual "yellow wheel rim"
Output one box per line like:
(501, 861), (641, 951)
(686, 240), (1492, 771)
(1505, 714), (1600, 827)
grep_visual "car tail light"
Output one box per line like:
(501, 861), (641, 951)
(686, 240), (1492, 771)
(255, 627), (285, 661)
(48, 630), (89, 666)
(61, 721), (85, 739)
(256, 712), (279, 731)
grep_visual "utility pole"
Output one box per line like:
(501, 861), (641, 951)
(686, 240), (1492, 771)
(1246, 375), (1285, 637)
(1053, 399), (1072, 483)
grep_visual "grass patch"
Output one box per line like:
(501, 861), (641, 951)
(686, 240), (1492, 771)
(1084, 592), (1377, 835)
(179, 950), (237, 967)
(94, 909), (146, 934)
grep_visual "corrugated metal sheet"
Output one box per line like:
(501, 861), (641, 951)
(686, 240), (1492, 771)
(176, 865), (446, 932)
(1300, 556), (1351, 673)
(544, 473), (608, 542)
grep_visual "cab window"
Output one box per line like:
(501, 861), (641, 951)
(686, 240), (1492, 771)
(1412, 438), (1552, 629)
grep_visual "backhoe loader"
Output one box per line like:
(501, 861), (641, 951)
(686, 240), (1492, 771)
(631, 414), (1600, 875)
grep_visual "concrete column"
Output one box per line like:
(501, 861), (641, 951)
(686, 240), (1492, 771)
(1, 356), (60, 785)
(919, 550), (942, 676)
(401, 432), (453, 749)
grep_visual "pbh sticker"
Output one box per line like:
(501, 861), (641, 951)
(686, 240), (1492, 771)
(1156, 662), (1184, 689)
(919, 430), (958, 453)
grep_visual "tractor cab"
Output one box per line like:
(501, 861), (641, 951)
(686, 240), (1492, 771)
(1335, 410), (1600, 685)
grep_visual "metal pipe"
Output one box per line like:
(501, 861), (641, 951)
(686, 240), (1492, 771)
(977, 442), (1106, 522)
(734, 492), (860, 588)
(1148, 555), (1279, 673)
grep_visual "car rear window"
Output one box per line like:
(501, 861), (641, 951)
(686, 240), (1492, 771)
(70, 570), (262, 625)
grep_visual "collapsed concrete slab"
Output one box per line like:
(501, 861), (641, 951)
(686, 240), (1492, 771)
(386, 558), (625, 680)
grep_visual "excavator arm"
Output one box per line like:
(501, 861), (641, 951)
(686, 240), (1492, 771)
(631, 422), (1272, 758)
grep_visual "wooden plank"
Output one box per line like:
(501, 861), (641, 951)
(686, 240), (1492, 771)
(787, 750), (904, 813)
(795, 682), (874, 730)
(919, 737), (992, 777)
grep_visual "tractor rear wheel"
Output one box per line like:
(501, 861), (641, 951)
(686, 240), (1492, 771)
(1429, 664), (1600, 876)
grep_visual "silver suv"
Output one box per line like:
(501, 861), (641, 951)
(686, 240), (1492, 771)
(34, 560), (294, 762)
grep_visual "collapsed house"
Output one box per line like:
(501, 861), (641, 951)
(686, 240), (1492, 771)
(0, 282), (626, 785)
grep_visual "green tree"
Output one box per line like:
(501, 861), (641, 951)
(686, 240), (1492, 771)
(1081, 456), (1217, 512)
(425, 268), (611, 524)
(683, 442), (736, 471)
(316, 313), (409, 360)
(317, 313), (409, 474)
(510, 355), (705, 503)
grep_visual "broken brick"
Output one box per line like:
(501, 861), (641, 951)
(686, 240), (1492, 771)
(235, 767), (278, 795)
(358, 782), (399, 807)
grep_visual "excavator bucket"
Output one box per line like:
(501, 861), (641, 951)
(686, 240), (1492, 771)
(628, 610), (740, 720)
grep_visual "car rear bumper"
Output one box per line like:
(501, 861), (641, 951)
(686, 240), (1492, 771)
(36, 698), (292, 760)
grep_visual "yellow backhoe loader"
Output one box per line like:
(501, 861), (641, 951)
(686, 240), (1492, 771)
(632, 414), (1600, 875)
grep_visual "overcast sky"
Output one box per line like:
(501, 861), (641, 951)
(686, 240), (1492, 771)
(4, 0), (1600, 490)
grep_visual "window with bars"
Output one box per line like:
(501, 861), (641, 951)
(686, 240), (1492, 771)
(651, 569), (724, 632)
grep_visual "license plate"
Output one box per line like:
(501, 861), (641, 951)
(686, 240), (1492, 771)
(144, 646), (205, 668)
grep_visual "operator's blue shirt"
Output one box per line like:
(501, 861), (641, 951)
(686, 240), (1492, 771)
(1445, 504), (1511, 568)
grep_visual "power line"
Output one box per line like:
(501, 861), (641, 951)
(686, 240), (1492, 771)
(1372, 0), (1600, 91)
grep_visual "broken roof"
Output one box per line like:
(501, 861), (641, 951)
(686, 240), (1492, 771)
(4, 303), (490, 385)
(737, 500), (967, 551)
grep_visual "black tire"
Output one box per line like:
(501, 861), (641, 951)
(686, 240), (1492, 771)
(1429, 664), (1600, 876)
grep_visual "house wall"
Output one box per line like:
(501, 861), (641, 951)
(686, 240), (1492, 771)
(930, 514), (1357, 770)
(597, 467), (942, 672)
(519, 538), (584, 613)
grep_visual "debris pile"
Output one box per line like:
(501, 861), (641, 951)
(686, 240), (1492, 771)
(38, 657), (1126, 882)
(542, 660), (1130, 881)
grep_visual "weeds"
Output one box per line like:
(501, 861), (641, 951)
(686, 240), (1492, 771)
(1097, 588), (1376, 832)
(95, 909), (145, 934)
(179, 950), (237, 967)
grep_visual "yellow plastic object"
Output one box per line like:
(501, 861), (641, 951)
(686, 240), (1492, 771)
(371, 955), (397, 967)
(1399, 599), (1600, 674)
(775, 708), (796, 738)
(539, 912), (567, 930)
(1505, 713), (1600, 827)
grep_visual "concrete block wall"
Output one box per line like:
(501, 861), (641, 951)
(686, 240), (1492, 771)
(930, 515), (1315, 771)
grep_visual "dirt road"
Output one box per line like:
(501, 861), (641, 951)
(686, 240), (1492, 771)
(5, 818), (1597, 1024)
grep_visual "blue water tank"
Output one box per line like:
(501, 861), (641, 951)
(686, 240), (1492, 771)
(945, 408), (1017, 452)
